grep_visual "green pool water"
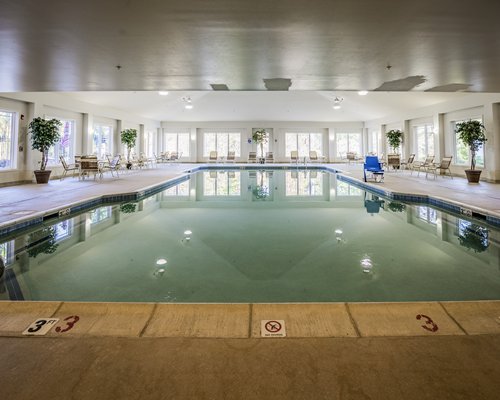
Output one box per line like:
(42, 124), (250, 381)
(1, 169), (499, 303)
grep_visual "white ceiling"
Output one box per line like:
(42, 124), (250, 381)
(1, 0), (500, 92)
(56, 91), (477, 122)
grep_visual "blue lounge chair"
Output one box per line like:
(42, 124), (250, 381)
(363, 156), (384, 182)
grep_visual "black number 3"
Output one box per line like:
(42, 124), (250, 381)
(27, 319), (47, 333)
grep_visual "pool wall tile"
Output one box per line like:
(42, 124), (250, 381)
(0, 301), (62, 336)
(142, 304), (250, 338)
(348, 302), (465, 337)
(251, 303), (358, 338)
(48, 302), (155, 337)
(440, 301), (500, 335)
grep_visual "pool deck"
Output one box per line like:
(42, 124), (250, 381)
(1, 162), (500, 399)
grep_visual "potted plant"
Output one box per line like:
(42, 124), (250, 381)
(455, 120), (487, 183)
(386, 129), (403, 154)
(458, 223), (489, 253)
(252, 129), (268, 163)
(27, 226), (59, 258)
(29, 117), (62, 183)
(121, 128), (138, 169)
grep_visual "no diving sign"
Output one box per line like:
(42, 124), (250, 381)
(261, 320), (286, 337)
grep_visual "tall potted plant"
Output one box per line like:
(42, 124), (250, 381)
(29, 117), (62, 184)
(121, 128), (138, 169)
(455, 120), (487, 183)
(252, 129), (268, 162)
(386, 129), (403, 154)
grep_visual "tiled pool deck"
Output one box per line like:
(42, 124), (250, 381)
(1, 163), (500, 399)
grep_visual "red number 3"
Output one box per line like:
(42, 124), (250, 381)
(55, 315), (80, 333)
(416, 314), (438, 332)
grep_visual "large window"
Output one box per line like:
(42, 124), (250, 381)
(414, 124), (434, 160)
(368, 131), (380, 155)
(0, 110), (16, 170)
(143, 131), (155, 157)
(416, 206), (437, 225)
(92, 124), (112, 158)
(163, 180), (190, 197)
(285, 171), (323, 196)
(336, 180), (363, 196)
(203, 132), (241, 157)
(0, 240), (13, 266)
(336, 133), (361, 158)
(90, 207), (112, 224)
(285, 132), (323, 157)
(203, 171), (241, 196)
(54, 220), (73, 241)
(47, 118), (75, 164)
(453, 119), (484, 167)
(164, 133), (190, 157)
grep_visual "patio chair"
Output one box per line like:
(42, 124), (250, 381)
(347, 152), (361, 164)
(387, 154), (401, 170)
(59, 156), (78, 180)
(309, 151), (325, 163)
(426, 156), (453, 179)
(102, 155), (121, 177)
(248, 151), (257, 163)
(227, 151), (236, 163)
(400, 154), (415, 170)
(209, 151), (218, 163)
(290, 150), (299, 164)
(411, 155), (435, 176)
(363, 155), (384, 182)
(265, 152), (274, 163)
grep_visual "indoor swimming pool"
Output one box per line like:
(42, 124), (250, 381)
(0, 169), (499, 303)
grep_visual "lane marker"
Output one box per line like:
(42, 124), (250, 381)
(22, 318), (59, 336)
(416, 314), (438, 332)
(261, 320), (286, 337)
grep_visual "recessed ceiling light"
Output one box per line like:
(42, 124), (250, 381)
(158, 91), (169, 96)
(182, 96), (193, 109)
(332, 96), (343, 110)
(156, 258), (167, 265)
(358, 90), (368, 96)
(184, 230), (192, 235)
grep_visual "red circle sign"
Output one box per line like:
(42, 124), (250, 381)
(265, 320), (282, 333)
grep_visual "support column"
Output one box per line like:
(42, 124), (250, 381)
(483, 102), (500, 182)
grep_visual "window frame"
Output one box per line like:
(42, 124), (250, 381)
(202, 131), (241, 158)
(92, 124), (113, 158)
(46, 117), (76, 165)
(285, 131), (324, 158)
(164, 132), (190, 157)
(413, 123), (435, 161)
(0, 109), (18, 171)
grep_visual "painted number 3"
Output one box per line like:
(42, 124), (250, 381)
(416, 314), (438, 332)
(55, 315), (80, 333)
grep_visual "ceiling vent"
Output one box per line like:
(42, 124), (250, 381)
(425, 83), (472, 92)
(263, 78), (292, 91)
(374, 75), (426, 91)
(210, 84), (229, 91)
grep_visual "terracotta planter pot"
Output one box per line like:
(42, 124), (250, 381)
(34, 170), (52, 184)
(465, 169), (482, 183)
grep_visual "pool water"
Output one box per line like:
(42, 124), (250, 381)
(1, 169), (499, 303)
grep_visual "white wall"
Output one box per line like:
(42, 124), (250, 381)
(0, 93), (160, 184)
(365, 95), (500, 182)
(162, 121), (364, 163)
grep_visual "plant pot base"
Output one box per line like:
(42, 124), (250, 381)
(34, 170), (52, 184)
(465, 170), (482, 183)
